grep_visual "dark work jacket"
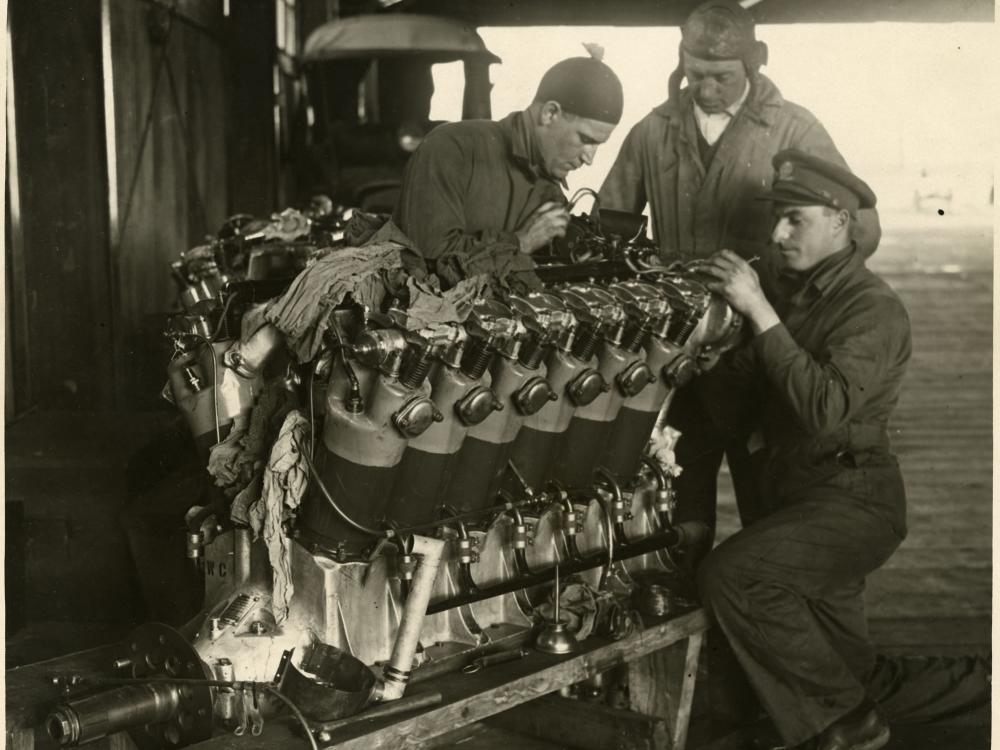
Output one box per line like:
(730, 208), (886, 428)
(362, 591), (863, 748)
(598, 75), (882, 305)
(723, 246), (911, 535)
(393, 110), (565, 285)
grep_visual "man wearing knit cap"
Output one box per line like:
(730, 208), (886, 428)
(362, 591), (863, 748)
(395, 56), (624, 288)
(696, 151), (909, 750)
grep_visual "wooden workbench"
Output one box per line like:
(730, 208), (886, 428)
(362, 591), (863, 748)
(7, 609), (708, 750)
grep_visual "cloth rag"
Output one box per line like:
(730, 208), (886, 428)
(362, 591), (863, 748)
(241, 409), (311, 624)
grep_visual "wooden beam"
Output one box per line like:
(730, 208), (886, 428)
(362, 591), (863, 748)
(399, 0), (993, 26)
(179, 610), (709, 750)
(486, 694), (670, 750)
(325, 610), (708, 750)
(4, 9), (30, 416)
(672, 631), (702, 750)
(7, 612), (708, 750)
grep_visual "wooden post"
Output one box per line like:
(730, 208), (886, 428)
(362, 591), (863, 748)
(672, 632), (703, 750)
(628, 632), (704, 750)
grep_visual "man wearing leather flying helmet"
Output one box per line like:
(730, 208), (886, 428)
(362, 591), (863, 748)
(695, 151), (910, 750)
(600, 0), (880, 273)
(599, 0), (883, 567)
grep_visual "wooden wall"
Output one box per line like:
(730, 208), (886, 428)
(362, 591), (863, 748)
(8, 0), (116, 411)
(7, 0), (279, 412)
(108, 0), (230, 407)
(226, 0), (281, 217)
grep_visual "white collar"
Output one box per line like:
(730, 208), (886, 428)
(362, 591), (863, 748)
(694, 79), (751, 120)
(693, 80), (751, 145)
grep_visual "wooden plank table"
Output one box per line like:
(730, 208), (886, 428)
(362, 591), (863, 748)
(7, 610), (708, 750)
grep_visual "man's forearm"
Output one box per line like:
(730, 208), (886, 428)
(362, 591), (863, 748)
(748, 301), (781, 336)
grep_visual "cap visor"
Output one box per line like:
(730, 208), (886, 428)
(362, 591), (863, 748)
(754, 187), (834, 208)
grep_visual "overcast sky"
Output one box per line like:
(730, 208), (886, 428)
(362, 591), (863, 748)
(431, 23), (994, 210)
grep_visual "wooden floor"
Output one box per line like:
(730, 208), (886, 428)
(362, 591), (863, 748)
(718, 215), (994, 657)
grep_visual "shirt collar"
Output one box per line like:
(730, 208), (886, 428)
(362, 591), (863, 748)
(659, 75), (782, 129)
(506, 110), (567, 187)
(780, 243), (862, 304)
(693, 79), (751, 122)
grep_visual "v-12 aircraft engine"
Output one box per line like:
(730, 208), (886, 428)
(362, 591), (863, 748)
(46, 210), (742, 749)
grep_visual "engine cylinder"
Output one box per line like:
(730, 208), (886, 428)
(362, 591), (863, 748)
(549, 337), (635, 487)
(387, 361), (494, 528)
(442, 352), (544, 517)
(509, 347), (594, 491)
(299, 354), (434, 554)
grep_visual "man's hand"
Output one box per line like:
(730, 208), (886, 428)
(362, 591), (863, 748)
(516, 201), (570, 255)
(700, 250), (781, 335)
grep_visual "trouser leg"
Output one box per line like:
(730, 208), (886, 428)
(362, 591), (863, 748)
(668, 389), (725, 548)
(724, 439), (766, 528)
(810, 579), (877, 684)
(667, 371), (762, 552)
(696, 499), (901, 746)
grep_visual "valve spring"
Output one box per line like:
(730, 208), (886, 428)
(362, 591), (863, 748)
(519, 336), (548, 369)
(666, 308), (701, 346)
(461, 337), (494, 379)
(572, 323), (601, 361)
(400, 347), (433, 389)
(623, 320), (648, 353)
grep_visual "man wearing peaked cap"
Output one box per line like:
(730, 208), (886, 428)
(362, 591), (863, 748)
(597, 0), (884, 582)
(696, 154), (910, 750)
(395, 55), (624, 290)
(764, 148), (878, 212)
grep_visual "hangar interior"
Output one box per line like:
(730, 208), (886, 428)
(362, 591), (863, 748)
(5, 1), (993, 749)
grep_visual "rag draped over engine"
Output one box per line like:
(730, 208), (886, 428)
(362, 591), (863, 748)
(45, 200), (743, 749)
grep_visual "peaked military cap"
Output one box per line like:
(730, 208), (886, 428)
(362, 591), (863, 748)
(758, 149), (877, 213)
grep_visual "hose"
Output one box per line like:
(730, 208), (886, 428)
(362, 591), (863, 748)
(595, 466), (629, 547)
(639, 453), (668, 492)
(591, 469), (619, 591)
(441, 505), (479, 595)
(546, 479), (582, 561)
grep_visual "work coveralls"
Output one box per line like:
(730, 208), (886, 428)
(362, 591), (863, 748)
(393, 110), (564, 288)
(696, 245), (911, 746)
(599, 73), (882, 542)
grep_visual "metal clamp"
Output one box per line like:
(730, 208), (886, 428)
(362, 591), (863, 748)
(233, 688), (249, 736)
(246, 688), (264, 737)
